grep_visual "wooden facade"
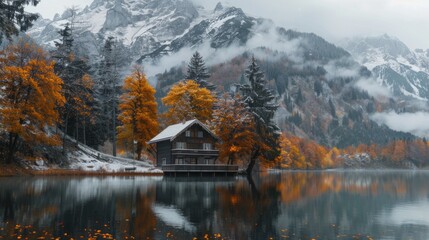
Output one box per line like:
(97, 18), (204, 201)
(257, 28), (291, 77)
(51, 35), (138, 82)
(148, 119), (221, 166)
(153, 123), (219, 166)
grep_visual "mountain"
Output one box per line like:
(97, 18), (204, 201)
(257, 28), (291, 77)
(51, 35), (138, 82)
(28, 0), (264, 64)
(27, 0), (422, 146)
(341, 34), (429, 101)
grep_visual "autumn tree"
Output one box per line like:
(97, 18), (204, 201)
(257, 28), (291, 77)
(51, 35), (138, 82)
(391, 140), (407, 162)
(186, 51), (215, 91)
(0, 38), (65, 162)
(276, 134), (306, 169)
(323, 147), (340, 168)
(0, 0), (40, 44)
(209, 94), (256, 165)
(162, 80), (215, 125)
(238, 57), (280, 175)
(117, 68), (158, 160)
(276, 134), (292, 168)
(289, 145), (306, 169)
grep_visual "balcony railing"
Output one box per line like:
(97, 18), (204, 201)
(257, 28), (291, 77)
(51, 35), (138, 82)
(171, 148), (219, 156)
(162, 164), (238, 173)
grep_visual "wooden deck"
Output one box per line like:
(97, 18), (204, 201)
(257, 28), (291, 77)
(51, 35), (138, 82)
(161, 164), (239, 176)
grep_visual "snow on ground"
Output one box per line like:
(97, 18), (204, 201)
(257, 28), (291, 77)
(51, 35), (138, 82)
(23, 148), (162, 174)
(67, 150), (162, 174)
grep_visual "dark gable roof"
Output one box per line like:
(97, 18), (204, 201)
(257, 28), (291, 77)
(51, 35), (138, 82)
(147, 119), (218, 144)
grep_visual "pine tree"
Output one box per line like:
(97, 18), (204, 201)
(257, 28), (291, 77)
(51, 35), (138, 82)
(0, 39), (65, 162)
(314, 80), (323, 96)
(53, 23), (73, 64)
(186, 51), (215, 91)
(162, 80), (215, 125)
(329, 98), (337, 118)
(0, 0), (40, 44)
(53, 23), (94, 151)
(95, 36), (121, 156)
(238, 57), (280, 175)
(117, 68), (158, 160)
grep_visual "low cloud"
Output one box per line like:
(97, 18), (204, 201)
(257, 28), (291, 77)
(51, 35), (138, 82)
(324, 59), (360, 80)
(371, 111), (429, 137)
(145, 21), (303, 77)
(191, 0), (429, 49)
(355, 78), (392, 98)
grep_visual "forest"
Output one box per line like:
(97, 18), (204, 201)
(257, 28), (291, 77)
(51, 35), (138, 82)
(1, 3), (429, 172)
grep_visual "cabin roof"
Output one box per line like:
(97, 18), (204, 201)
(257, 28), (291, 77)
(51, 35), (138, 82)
(147, 119), (218, 144)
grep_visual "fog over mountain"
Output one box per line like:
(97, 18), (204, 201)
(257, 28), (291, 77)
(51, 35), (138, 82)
(27, 0), (429, 141)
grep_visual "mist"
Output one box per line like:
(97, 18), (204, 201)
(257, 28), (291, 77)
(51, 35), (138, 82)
(371, 111), (429, 137)
(355, 78), (391, 98)
(191, 0), (429, 50)
(144, 21), (303, 77)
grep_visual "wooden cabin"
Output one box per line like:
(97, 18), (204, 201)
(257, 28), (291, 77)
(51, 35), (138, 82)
(147, 119), (238, 176)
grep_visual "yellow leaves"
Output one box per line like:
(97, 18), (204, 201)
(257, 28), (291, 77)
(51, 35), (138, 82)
(117, 68), (158, 159)
(210, 94), (256, 164)
(162, 80), (215, 125)
(229, 145), (240, 153)
(81, 74), (94, 89)
(0, 38), (65, 147)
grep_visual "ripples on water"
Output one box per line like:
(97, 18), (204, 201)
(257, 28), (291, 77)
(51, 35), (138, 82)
(1, 171), (429, 239)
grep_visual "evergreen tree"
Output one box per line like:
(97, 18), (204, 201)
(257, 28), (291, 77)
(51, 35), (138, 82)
(53, 23), (94, 152)
(95, 36), (121, 156)
(329, 98), (337, 118)
(240, 73), (247, 85)
(0, 0), (40, 44)
(296, 87), (304, 105)
(53, 23), (73, 65)
(314, 79), (323, 96)
(238, 57), (280, 175)
(186, 51), (215, 91)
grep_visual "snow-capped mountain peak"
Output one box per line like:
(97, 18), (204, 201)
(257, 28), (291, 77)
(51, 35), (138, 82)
(29, 0), (260, 63)
(342, 34), (429, 101)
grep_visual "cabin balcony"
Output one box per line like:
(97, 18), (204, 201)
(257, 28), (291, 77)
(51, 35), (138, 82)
(162, 164), (239, 176)
(171, 148), (219, 157)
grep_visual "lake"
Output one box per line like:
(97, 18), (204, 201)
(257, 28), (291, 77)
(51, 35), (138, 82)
(1, 171), (429, 239)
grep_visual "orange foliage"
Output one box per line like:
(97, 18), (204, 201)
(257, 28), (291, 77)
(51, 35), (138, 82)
(342, 139), (429, 167)
(209, 94), (256, 165)
(0, 39), (65, 156)
(162, 80), (215, 125)
(277, 133), (330, 169)
(117, 68), (158, 160)
(275, 131), (429, 169)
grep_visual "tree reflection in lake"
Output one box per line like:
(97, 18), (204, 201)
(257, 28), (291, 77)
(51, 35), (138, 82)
(1, 171), (429, 239)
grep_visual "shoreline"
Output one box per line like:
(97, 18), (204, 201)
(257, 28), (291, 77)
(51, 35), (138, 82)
(3, 165), (429, 178)
(0, 164), (163, 177)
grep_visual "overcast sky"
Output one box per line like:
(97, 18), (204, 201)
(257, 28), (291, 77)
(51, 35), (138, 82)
(28, 0), (429, 49)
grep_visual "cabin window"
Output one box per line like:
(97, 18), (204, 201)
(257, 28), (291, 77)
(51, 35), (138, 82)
(185, 130), (191, 137)
(203, 143), (212, 150)
(162, 158), (167, 165)
(198, 131), (203, 138)
(176, 142), (186, 149)
(176, 158), (183, 164)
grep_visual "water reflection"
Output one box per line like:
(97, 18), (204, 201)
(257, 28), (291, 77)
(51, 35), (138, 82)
(1, 171), (429, 239)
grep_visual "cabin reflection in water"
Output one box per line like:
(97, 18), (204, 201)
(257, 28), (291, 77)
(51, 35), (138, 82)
(147, 119), (238, 176)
